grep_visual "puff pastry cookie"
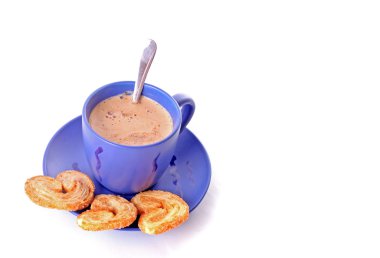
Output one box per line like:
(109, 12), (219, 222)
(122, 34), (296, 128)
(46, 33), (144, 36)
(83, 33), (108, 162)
(77, 194), (137, 231)
(131, 190), (189, 234)
(25, 170), (95, 211)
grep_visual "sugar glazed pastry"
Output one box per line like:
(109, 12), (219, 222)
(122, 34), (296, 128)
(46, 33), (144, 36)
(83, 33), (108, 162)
(131, 190), (189, 234)
(25, 170), (95, 211)
(77, 194), (137, 231)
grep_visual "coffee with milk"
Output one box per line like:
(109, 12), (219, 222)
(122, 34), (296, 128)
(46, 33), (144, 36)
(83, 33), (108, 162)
(89, 92), (173, 146)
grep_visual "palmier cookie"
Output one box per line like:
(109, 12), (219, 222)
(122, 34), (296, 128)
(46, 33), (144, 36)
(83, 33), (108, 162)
(131, 190), (189, 234)
(25, 170), (95, 211)
(77, 194), (137, 231)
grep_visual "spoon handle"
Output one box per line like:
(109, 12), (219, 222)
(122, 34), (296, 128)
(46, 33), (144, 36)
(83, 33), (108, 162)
(132, 39), (157, 103)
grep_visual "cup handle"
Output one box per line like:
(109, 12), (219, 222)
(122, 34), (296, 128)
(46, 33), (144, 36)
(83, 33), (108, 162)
(173, 94), (195, 134)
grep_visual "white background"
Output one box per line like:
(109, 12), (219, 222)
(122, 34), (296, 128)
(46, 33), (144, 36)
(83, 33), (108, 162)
(1, 0), (380, 257)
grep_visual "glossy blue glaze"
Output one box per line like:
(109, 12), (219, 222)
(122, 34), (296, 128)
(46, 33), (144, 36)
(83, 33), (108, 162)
(43, 116), (211, 231)
(82, 81), (195, 194)
(172, 94), (195, 133)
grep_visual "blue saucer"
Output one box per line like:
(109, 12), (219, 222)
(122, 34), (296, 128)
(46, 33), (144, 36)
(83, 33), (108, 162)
(43, 116), (211, 231)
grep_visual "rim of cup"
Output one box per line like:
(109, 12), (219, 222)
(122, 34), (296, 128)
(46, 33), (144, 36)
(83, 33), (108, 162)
(82, 81), (182, 149)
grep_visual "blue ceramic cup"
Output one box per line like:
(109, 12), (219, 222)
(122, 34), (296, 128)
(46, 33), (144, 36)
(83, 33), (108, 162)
(82, 81), (195, 194)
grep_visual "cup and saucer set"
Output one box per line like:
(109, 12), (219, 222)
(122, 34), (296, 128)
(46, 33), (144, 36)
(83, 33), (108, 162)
(43, 81), (211, 231)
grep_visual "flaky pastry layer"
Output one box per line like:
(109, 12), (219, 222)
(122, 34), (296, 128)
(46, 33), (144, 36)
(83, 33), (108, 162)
(77, 194), (137, 231)
(131, 190), (189, 234)
(25, 170), (95, 211)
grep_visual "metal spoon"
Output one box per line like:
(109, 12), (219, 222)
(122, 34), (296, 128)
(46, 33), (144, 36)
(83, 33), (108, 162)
(132, 39), (157, 103)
